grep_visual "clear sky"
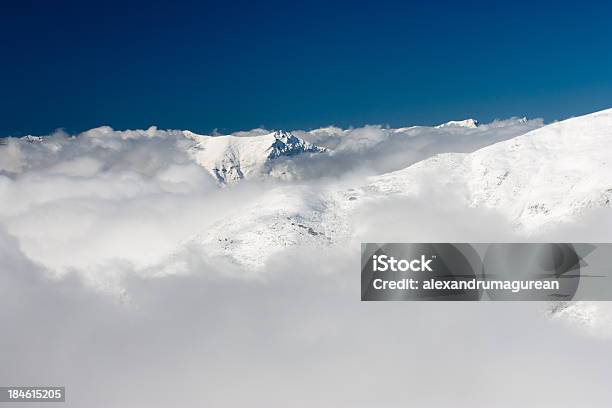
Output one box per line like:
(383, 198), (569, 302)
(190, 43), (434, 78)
(2, 0), (612, 136)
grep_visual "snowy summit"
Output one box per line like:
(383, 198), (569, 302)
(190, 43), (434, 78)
(435, 118), (480, 129)
(186, 130), (326, 183)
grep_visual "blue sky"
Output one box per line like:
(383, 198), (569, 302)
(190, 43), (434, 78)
(2, 0), (612, 135)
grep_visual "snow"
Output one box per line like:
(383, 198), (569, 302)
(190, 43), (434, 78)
(9, 109), (611, 273)
(187, 130), (326, 183)
(192, 108), (612, 267)
(20, 135), (45, 143)
(435, 118), (479, 129)
(193, 186), (345, 268)
(368, 108), (612, 231)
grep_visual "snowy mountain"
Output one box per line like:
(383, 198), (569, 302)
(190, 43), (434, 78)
(186, 130), (327, 183)
(191, 186), (347, 268)
(435, 118), (479, 129)
(5, 109), (610, 271)
(20, 135), (45, 143)
(367, 108), (612, 231)
(191, 108), (612, 267)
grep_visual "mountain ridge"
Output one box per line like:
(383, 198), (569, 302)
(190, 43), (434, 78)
(187, 130), (327, 183)
(368, 108), (612, 230)
(190, 108), (612, 268)
(435, 118), (480, 129)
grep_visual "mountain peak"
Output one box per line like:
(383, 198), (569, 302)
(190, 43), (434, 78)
(190, 130), (326, 183)
(435, 118), (479, 129)
(268, 130), (326, 160)
(272, 129), (293, 139)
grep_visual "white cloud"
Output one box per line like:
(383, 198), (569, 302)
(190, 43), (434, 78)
(1, 117), (611, 407)
(278, 117), (543, 181)
(1, 231), (611, 408)
(0, 118), (546, 289)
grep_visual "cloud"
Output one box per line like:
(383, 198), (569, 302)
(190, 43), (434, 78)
(276, 117), (543, 181)
(0, 118), (546, 288)
(231, 127), (271, 137)
(0, 137), (29, 173)
(0, 117), (605, 289)
(0, 127), (260, 292)
(1, 229), (612, 408)
(1, 118), (611, 407)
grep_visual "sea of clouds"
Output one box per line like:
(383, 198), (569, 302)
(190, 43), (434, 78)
(2, 119), (612, 407)
(0, 118), (544, 286)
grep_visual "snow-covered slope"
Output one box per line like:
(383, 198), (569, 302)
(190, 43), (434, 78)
(191, 186), (348, 268)
(191, 108), (612, 267)
(367, 108), (612, 231)
(186, 130), (326, 183)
